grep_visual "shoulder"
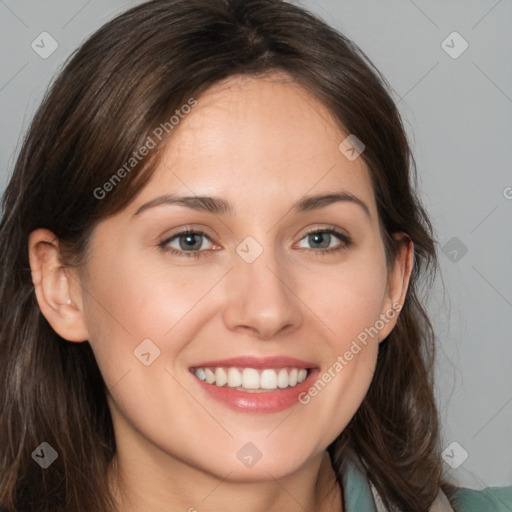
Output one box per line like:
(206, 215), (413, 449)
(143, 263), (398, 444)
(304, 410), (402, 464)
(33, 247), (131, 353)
(450, 485), (512, 512)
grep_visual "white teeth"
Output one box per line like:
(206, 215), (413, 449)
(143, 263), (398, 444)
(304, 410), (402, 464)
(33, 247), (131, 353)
(276, 368), (288, 389)
(260, 369), (277, 389)
(205, 368), (215, 384)
(242, 368), (260, 389)
(192, 366), (311, 391)
(215, 368), (227, 386)
(227, 367), (242, 388)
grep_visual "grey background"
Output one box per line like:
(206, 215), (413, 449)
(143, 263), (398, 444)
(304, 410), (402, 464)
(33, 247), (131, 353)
(1, 0), (511, 490)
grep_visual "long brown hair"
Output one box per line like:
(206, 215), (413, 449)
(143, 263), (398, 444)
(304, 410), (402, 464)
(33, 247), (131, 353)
(0, 1), (453, 510)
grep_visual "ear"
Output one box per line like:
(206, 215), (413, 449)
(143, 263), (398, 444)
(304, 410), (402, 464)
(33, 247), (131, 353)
(28, 228), (89, 342)
(377, 233), (414, 342)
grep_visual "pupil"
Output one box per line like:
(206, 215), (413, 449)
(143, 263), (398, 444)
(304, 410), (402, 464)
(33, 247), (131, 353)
(311, 232), (330, 248)
(181, 234), (200, 250)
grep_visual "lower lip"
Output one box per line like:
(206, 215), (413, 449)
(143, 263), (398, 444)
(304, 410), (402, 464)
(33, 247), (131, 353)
(192, 369), (320, 413)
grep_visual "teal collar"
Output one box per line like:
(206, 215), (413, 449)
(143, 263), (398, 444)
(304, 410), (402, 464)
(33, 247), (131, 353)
(336, 450), (457, 512)
(338, 451), (378, 512)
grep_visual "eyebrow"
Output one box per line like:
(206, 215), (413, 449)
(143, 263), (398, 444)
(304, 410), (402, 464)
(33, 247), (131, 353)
(132, 191), (371, 218)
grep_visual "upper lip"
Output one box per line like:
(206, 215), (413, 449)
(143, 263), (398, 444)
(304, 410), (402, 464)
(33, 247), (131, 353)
(190, 356), (318, 370)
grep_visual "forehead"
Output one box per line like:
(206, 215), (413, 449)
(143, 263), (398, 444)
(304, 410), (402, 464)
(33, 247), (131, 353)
(130, 73), (377, 219)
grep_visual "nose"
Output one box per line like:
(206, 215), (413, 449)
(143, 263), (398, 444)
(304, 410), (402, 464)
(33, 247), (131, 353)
(222, 245), (303, 340)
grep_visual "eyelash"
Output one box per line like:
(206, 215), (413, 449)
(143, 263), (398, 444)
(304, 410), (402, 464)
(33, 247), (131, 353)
(158, 227), (352, 259)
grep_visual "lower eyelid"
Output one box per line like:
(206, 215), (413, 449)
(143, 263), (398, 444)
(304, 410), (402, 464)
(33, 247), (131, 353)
(159, 228), (350, 256)
(164, 232), (214, 251)
(296, 230), (349, 248)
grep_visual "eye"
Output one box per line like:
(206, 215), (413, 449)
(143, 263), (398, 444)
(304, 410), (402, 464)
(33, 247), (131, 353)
(158, 227), (352, 259)
(295, 228), (351, 255)
(158, 228), (215, 258)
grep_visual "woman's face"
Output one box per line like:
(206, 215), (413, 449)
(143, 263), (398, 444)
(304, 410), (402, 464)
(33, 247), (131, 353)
(66, 74), (410, 480)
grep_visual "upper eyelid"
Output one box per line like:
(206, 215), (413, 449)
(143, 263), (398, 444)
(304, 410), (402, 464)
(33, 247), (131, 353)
(162, 226), (349, 248)
(294, 228), (349, 249)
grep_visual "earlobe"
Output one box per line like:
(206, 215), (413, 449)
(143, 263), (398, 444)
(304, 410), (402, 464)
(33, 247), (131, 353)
(28, 228), (89, 342)
(391, 233), (414, 307)
(378, 233), (414, 342)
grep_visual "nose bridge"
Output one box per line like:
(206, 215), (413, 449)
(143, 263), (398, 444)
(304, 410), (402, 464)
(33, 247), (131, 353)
(222, 234), (302, 338)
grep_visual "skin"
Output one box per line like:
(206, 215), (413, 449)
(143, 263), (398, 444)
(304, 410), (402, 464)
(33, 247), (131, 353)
(28, 73), (413, 512)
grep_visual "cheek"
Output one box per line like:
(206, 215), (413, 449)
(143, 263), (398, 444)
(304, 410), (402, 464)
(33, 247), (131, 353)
(294, 252), (387, 435)
(298, 251), (389, 346)
(81, 251), (227, 381)
(84, 248), (215, 335)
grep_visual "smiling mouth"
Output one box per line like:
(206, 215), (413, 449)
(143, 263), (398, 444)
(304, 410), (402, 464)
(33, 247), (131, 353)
(190, 366), (311, 392)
